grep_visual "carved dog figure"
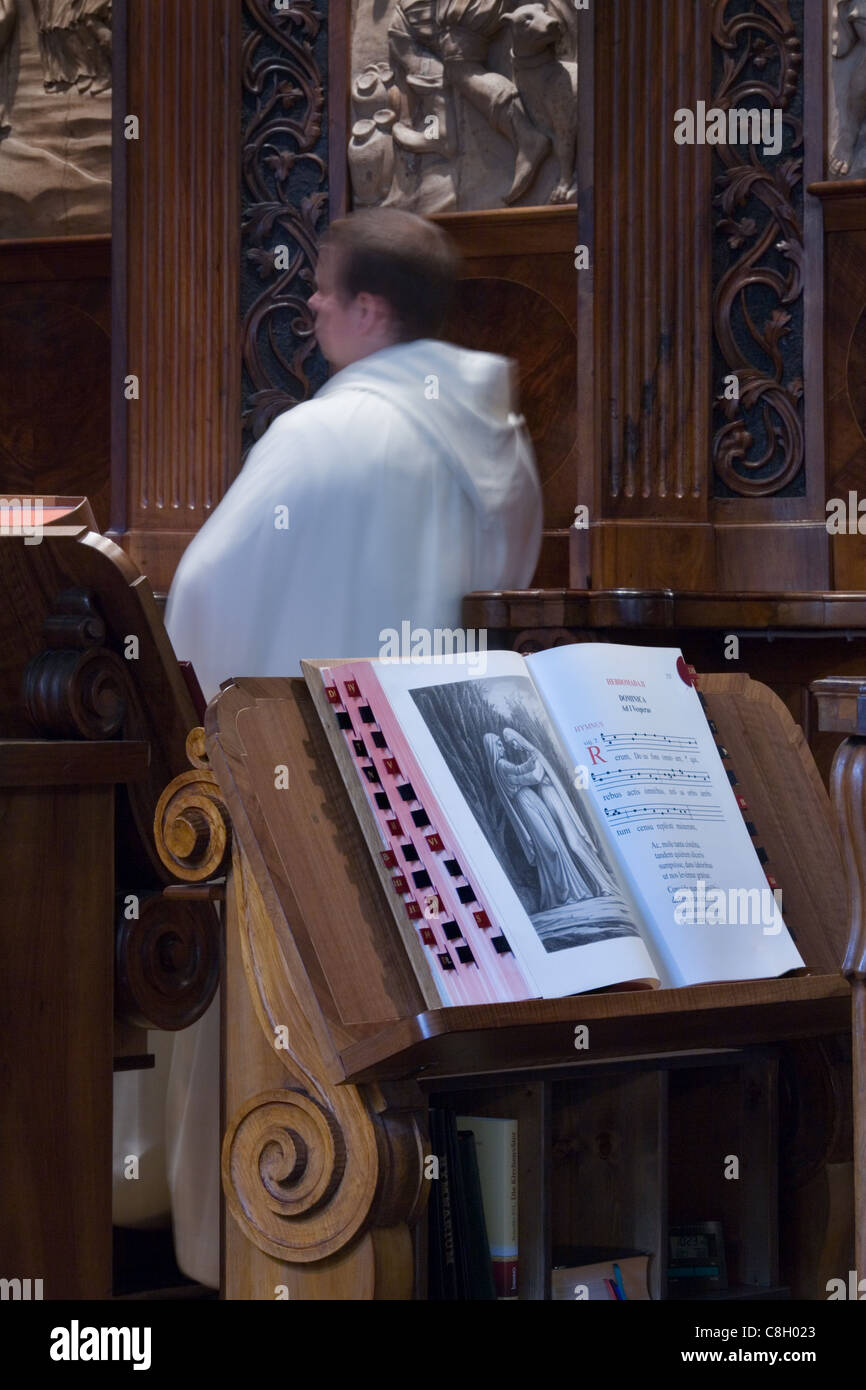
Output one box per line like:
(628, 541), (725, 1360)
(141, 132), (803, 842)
(501, 2), (576, 203)
(832, 0), (866, 175)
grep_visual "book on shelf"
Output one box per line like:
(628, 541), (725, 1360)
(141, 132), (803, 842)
(302, 643), (803, 1006)
(427, 1110), (499, 1300)
(456, 1116), (518, 1299)
(551, 1248), (652, 1301)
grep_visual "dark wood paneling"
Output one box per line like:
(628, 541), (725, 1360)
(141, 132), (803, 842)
(0, 237), (111, 531)
(438, 207), (576, 586)
(811, 184), (866, 590)
(0, 784), (115, 1298)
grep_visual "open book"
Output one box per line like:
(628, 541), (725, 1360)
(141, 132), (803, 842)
(303, 644), (803, 1007)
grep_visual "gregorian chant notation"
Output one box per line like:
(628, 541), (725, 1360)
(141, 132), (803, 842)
(600, 732), (699, 750)
(603, 804), (724, 823)
(591, 768), (711, 789)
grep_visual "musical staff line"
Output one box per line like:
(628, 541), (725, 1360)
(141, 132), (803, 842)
(603, 804), (724, 823)
(591, 768), (711, 789)
(600, 732), (698, 749)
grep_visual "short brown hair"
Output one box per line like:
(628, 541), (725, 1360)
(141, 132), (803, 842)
(322, 208), (460, 341)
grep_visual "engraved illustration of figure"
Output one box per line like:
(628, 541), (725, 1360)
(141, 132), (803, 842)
(831, 0), (866, 175)
(484, 730), (616, 913)
(387, 0), (550, 205)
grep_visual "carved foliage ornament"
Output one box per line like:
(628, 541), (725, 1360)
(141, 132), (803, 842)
(711, 0), (805, 498)
(241, 0), (329, 450)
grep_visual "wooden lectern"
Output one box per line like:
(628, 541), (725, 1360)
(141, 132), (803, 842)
(150, 670), (862, 1299)
(0, 499), (225, 1299)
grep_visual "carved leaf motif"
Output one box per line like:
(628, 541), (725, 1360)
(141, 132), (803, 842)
(711, 0), (804, 498)
(241, 0), (329, 451)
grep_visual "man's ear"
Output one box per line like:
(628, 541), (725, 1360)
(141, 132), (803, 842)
(356, 291), (397, 337)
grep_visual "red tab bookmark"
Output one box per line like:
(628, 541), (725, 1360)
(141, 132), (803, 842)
(344, 679), (360, 698)
(325, 685), (340, 704)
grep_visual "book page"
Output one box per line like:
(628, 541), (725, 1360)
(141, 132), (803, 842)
(371, 651), (659, 998)
(526, 644), (804, 986)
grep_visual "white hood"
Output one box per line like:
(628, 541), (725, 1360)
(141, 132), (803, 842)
(316, 338), (535, 524)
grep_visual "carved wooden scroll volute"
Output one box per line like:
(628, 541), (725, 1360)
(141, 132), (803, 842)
(115, 892), (220, 1032)
(22, 588), (132, 739)
(220, 844), (427, 1270)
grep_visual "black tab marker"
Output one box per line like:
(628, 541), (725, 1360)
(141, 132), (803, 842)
(492, 936), (512, 955)
(337, 712), (352, 730)
(438, 952), (455, 972)
(374, 792), (391, 811)
(400, 842), (420, 863)
(443, 921), (460, 941)
(398, 783), (416, 802)
(411, 809), (431, 829)
(359, 705), (375, 724)
(371, 731), (387, 749)
(456, 945), (475, 965)
(456, 884), (476, 905)
(363, 765), (380, 784)
(412, 869), (432, 890)
(444, 859), (462, 878)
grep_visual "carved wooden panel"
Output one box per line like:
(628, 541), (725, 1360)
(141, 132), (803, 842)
(438, 206), (576, 587)
(711, 0), (805, 501)
(812, 182), (866, 589)
(574, 0), (828, 592)
(117, 0), (242, 594)
(0, 237), (111, 530)
(0, 0), (112, 239)
(240, 0), (330, 452)
(346, 0), (577, 214)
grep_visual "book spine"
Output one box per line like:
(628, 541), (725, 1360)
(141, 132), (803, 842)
(459, 1117), (519, 1299)
(492, 1123), (519, 1300)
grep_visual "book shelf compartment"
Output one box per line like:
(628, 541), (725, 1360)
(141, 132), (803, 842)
(430, 1046), (792, 1301)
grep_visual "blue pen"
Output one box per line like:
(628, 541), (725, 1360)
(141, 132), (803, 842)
(613, 1262), (627, 1301)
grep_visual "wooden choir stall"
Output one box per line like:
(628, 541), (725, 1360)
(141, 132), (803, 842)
(156, 660), (862, 1301)
(0, 500), (224, 1300)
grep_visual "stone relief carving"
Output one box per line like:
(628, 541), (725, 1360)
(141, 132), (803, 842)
(349, 0), (577, 213)
(0, 0), (111, 237)
(830, 0), (866, 175)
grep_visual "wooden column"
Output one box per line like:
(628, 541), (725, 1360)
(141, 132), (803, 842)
(578, 0), (826, 592)
(114, 0), (242, 596)
(577, 0), (714, 589)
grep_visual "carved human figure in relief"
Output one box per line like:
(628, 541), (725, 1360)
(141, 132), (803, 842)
(831, 0), (866, 176)
(387, 0), (550, 205)
(32, 0), (112, 95)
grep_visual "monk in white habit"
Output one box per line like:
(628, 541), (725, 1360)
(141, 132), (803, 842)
(118, 207), (542, 1289)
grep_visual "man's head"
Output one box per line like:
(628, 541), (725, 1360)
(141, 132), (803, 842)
(309, 208), (460, 371)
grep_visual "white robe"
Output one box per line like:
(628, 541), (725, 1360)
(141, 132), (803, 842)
(114, 338), (542, 1287)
